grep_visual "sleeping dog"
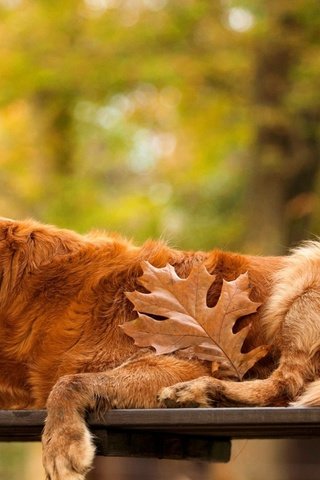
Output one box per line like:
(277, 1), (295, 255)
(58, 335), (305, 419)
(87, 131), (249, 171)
(0, 217), (318, 479)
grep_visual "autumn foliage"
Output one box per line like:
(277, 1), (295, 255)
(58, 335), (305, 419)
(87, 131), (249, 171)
(122, 262), (269, 380)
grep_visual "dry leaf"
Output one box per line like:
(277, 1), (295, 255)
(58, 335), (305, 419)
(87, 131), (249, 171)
(121, 262), (269, 380)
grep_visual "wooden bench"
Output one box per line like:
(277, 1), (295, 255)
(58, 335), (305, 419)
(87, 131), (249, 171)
(1, 408), (320, 463)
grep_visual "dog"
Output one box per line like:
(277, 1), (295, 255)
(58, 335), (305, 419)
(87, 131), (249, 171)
(0, 217), (319, 480)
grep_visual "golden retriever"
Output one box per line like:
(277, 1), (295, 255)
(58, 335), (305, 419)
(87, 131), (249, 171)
(0, 217), (319, 480)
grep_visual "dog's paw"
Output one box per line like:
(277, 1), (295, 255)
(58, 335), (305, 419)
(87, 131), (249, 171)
(158, 376), (216, 408)
(42, 420), (95, 480)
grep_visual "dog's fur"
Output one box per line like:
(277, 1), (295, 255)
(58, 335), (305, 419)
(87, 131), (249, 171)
(1, 218), (320, 479)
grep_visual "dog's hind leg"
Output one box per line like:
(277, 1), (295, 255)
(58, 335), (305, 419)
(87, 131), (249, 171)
(159, 289), (320, 408)
(42, 353), (209, 480)
(159, 350), (312, 407)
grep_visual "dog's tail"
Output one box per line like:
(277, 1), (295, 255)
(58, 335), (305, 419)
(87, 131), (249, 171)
(292, 380), (320, 407)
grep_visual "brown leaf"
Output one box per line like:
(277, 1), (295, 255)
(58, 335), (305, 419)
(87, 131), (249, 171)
(121, 262), (268, 380)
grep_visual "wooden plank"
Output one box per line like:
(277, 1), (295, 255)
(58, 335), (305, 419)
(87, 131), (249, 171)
(0, 407), (320, 462)
(94, 430), (231, 462)
(0, 409), (231, 462)
(91, 407), (320, 438)
(0, 407), (320, 438)
(0, 408), (320, 439)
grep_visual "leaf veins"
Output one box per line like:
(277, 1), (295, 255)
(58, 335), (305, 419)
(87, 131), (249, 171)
(121, 262), (269, 380)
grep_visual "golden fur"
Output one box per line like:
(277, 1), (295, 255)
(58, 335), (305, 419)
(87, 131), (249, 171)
(0, 218), (319, 480)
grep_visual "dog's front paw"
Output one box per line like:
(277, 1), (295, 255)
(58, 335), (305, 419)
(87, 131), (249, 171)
(42, 419), (95, 480)
(158, 376), (216, 408)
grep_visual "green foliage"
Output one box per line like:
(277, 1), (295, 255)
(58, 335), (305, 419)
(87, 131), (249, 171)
(0, 0), (319, 257)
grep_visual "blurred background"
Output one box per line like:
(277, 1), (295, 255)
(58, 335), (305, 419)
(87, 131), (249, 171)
(0, 0), (320, 478)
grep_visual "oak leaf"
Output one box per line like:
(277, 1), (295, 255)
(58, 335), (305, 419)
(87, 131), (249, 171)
(121, 262), (269, 380)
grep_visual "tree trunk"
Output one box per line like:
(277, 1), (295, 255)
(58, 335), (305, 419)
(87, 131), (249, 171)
(244, 3), (320, 255)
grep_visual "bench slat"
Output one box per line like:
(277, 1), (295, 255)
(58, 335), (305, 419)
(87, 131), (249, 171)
(1, 408), (320, 462)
